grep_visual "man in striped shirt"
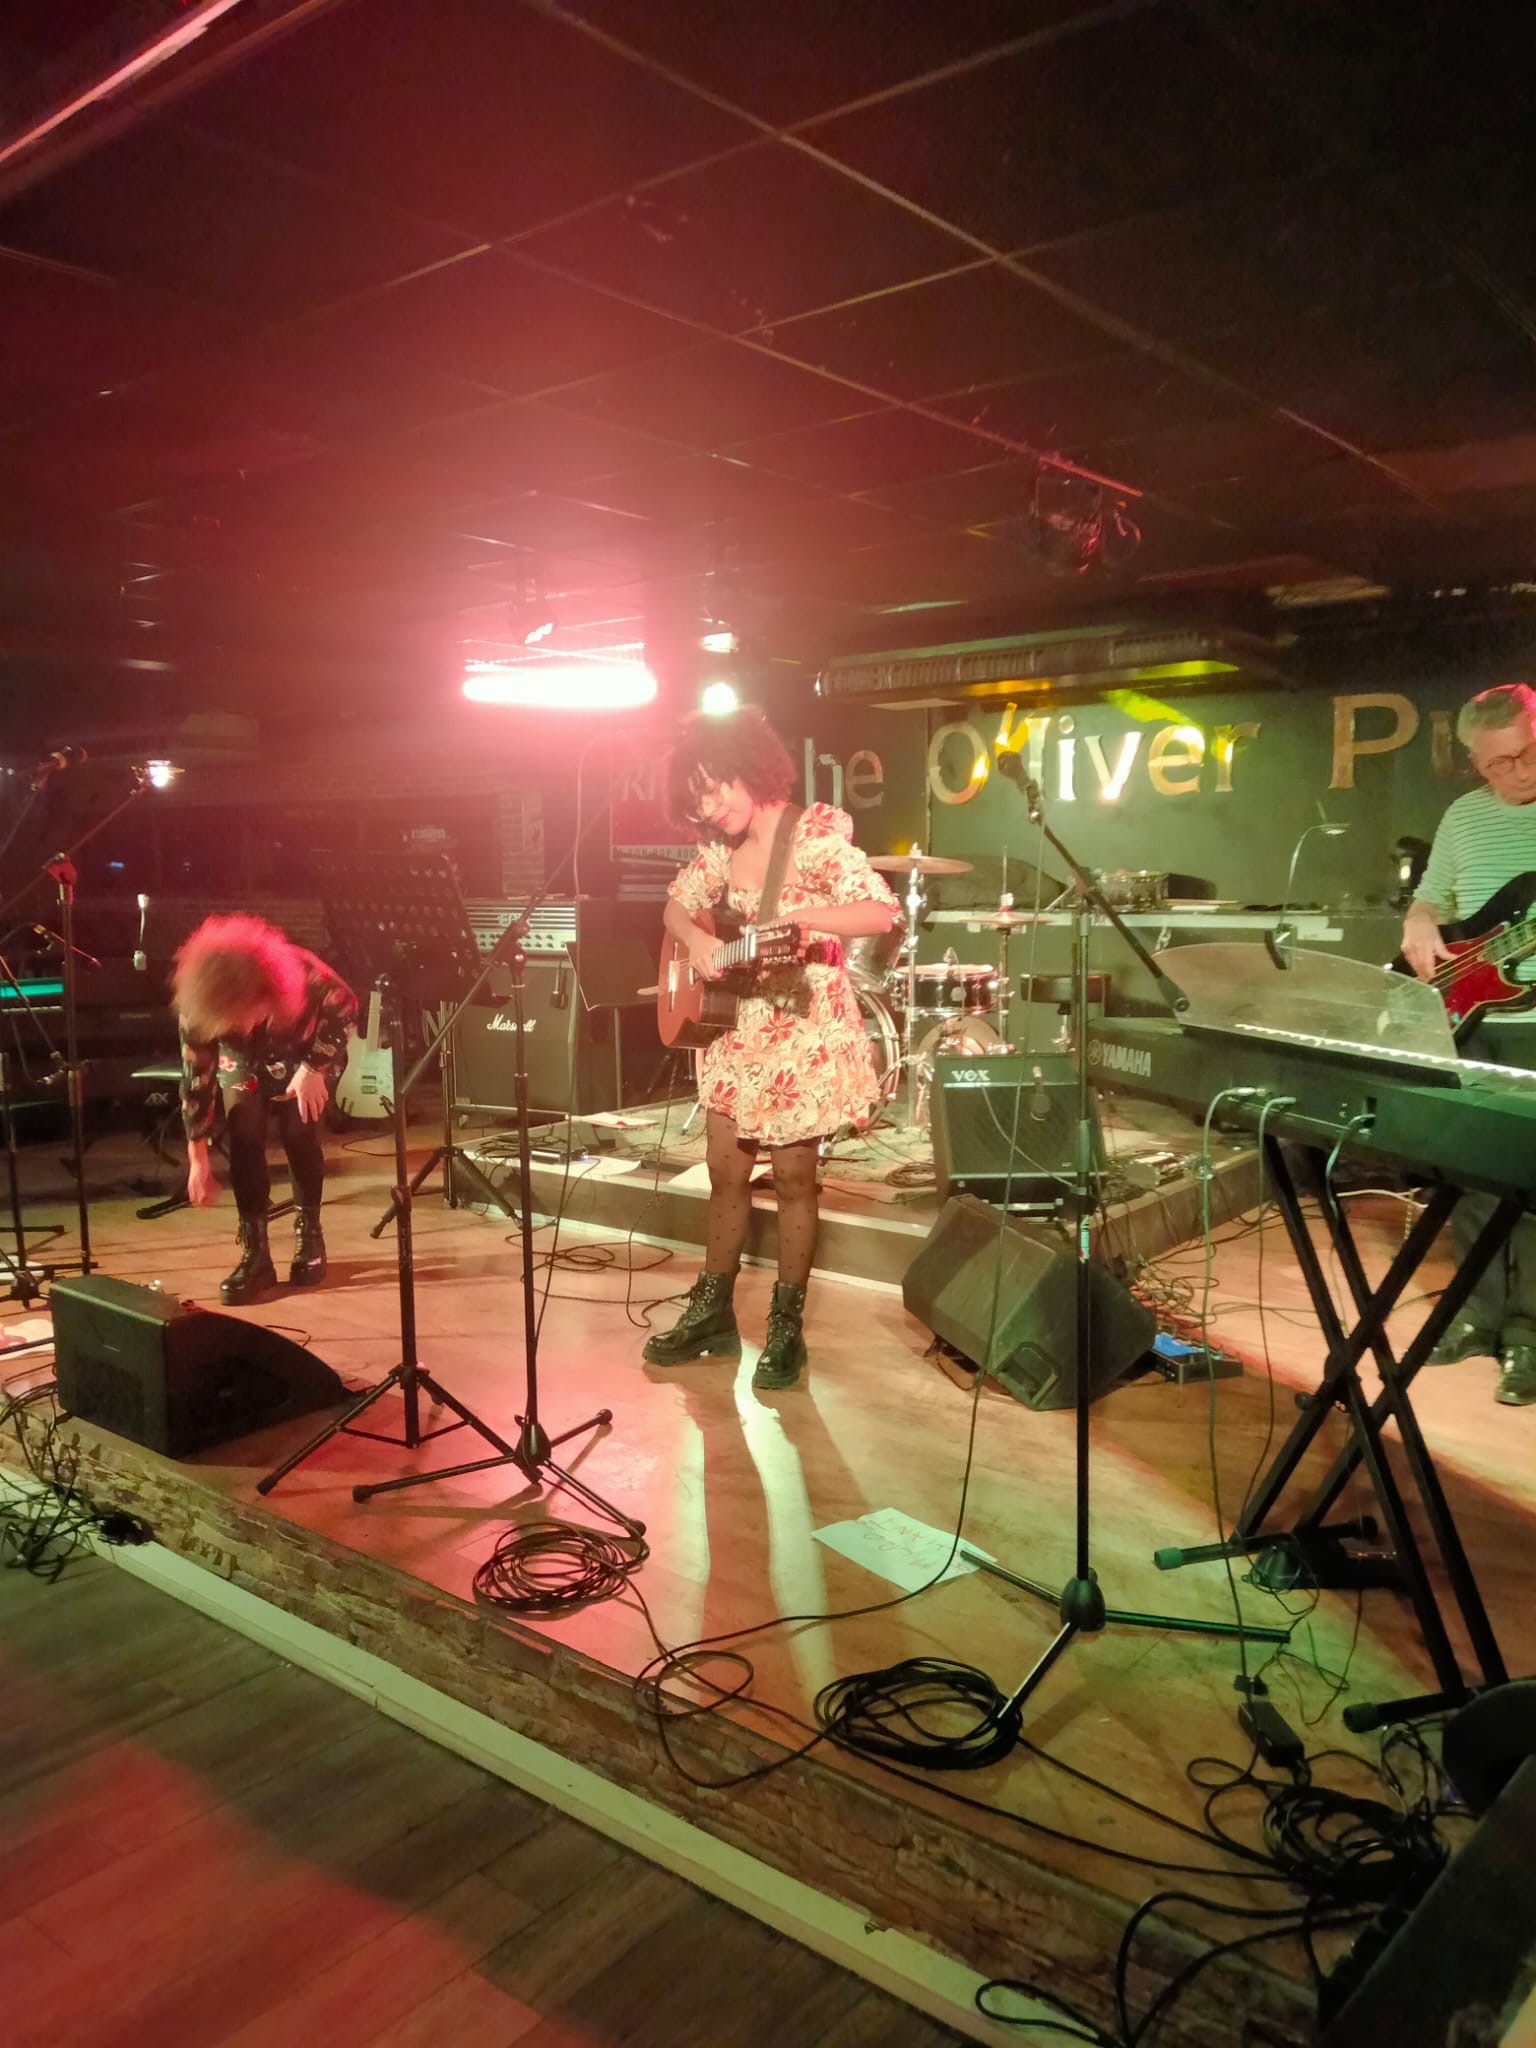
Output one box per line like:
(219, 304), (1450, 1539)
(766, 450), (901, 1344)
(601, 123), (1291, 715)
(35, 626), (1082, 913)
(1402, 682), (1536, 1405)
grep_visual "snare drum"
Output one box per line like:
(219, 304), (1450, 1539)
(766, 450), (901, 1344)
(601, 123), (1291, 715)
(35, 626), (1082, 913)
(911, 962), (999, 1015)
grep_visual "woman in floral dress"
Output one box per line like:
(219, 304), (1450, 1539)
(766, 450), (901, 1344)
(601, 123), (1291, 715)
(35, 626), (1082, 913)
(643, 709), (898, 1389)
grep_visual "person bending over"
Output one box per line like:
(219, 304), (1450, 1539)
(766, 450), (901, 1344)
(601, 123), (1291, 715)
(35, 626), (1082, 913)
(643, 709), (898, 1390)
(172, 914), (357, 1306)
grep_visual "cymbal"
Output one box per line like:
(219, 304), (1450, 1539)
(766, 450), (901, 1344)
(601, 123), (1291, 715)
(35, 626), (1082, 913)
(869, 853), (973, 876)
(961, 907), (1040, 929)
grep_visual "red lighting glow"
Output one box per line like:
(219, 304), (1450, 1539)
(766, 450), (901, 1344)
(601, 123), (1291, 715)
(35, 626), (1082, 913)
(463, 658), (658, 711)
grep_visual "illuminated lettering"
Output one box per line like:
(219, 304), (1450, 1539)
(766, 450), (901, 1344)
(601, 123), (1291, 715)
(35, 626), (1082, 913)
(1330, 692), (1419, 789)
(1147, 725), (1204, 796)
(1083, 731), (1142, 801)
(927, 720), (990, 805)
(845, 749), (885, 809)
(1211, 723), (1260, 794)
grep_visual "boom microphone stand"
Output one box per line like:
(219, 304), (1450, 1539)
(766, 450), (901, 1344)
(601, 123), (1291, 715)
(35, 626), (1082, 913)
(0, 765), (152, 1279)
(974, 761), (1284, 1706)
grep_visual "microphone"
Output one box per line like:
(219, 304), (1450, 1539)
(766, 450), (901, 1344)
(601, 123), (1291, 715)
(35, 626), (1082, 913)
(996, 751), (1043, 820)
(32, 744), (87, 790)
(1030, 1062), (1050, 1121)
(32, 924), (101, 970)
(134, 892), (150, 973)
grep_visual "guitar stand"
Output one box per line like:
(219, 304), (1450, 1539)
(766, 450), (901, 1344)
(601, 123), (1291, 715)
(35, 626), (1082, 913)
(1153, 1138), (1517, 1731)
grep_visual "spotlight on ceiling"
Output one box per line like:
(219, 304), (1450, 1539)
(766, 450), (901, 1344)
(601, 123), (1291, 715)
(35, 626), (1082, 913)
(1023, 470), (1141, 578)
(700, 680), (739, 716)
(143, 759), (180, 789)
(700, 629), (738, 655)
(463, 658), (658, 712)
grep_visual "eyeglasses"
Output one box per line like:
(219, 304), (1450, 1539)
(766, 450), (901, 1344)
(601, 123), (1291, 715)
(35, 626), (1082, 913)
(1474, 738), (1536, 779)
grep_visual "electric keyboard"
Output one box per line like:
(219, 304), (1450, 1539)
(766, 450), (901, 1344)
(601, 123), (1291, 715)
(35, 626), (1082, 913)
(1086, 1016), (1536, 1202)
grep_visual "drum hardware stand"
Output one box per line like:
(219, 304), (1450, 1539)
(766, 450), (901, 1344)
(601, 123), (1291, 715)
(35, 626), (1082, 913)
(260, 851), (641, 1536)
(981, 769), (1280, 1709)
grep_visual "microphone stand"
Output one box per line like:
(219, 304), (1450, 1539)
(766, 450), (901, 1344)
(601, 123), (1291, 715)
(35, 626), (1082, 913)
(261, 837), (641, 1537)
(976, 768), (1282, 1711)
(0, 768), (150, 1278)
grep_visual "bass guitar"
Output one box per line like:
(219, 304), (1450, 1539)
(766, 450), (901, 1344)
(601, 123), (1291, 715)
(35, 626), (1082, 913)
(1391, 871), (1536, 1041)
(656, 911), (802, 1049)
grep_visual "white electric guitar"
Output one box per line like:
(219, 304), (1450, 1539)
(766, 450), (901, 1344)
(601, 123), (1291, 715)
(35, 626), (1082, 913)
(335, 989), (394, 1119)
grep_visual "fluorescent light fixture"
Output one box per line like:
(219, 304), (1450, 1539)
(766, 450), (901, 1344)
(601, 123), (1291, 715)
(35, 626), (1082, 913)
(700, 630), (738, 655)
(463, 658), (658, 711)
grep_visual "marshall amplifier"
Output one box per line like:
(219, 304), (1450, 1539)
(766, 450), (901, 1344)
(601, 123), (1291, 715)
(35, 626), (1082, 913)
(450, 955), (663, 1116)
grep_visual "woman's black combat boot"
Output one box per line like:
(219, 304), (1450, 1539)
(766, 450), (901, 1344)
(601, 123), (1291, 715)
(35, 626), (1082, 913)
(752, 1282), (807, 1390)
(642, 1270), (740, 1365)
(289, 1205), (327, 1287)
(220, 1210), (277, 1306)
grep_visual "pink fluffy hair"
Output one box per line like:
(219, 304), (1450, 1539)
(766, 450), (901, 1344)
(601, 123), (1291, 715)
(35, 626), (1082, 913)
(171, 914), (306, 1040)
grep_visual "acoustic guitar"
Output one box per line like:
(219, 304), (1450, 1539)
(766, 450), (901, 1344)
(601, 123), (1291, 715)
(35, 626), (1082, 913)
(1390, 871), (1536, 1041)
(656, 910), (801, 1049)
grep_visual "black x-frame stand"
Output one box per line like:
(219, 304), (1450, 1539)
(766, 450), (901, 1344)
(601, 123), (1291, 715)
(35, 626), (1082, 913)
(1154, 1135), (1516, 1731)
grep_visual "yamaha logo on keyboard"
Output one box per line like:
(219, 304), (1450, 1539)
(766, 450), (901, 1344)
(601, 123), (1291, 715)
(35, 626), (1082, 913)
(1089, 1039), (1153, 1080)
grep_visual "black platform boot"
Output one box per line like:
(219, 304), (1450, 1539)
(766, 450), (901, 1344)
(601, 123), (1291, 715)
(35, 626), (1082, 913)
(642, 1271), (740, 1366)
(289, 1205), (327, 1288)
(220, 1210), (277, 1307)
(753, 1281), (808, 1390)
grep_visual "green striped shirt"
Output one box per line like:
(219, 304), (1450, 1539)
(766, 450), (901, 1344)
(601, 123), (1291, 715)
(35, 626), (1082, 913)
(1420, 785), (1536, 994)
(1420, 786), (1536, 922)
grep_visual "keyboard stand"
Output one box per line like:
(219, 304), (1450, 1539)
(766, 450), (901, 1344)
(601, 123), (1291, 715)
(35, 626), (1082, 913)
(1154, 1135), (1516, 1730)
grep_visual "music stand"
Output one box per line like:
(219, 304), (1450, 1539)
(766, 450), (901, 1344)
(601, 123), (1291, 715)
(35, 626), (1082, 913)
(257, 852), (638, 1536)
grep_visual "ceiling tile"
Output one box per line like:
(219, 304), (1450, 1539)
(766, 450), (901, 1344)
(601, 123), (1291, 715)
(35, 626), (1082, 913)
(1217, 286), (1536, 452)
(553, 341), (863, 447)
(395, 402), (688, 506)
(557, 0), (1101, 124)
(517, 144), (966, 331)
(0, 392), (311, 515)
(449, 492), (654, 554)
(771, 262), (1110, 402)
(1026, 180), (1444, 344)
(0, 255), (232, 431)
(0, 121), (471, 315)
(927, 353), (1234, 454)
(310, 251), (699, 400)
(858, 459), (1041, 528)
(178, 0), (755, 240)
(809, 8), (1307, 250)
(726, 407), (993, 491)
(134, 328), (492, 448)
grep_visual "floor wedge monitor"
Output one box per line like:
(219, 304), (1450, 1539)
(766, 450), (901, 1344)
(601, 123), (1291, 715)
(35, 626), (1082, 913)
(52, 1274), (346, 1457)
(902, 1194), (1154, 1410)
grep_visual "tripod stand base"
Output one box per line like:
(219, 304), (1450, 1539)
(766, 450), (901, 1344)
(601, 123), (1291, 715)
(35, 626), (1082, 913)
(352, 1408), (645, 1538)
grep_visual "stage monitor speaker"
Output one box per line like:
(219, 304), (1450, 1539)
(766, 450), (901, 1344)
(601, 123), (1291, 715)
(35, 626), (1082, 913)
(51, 1274), (346, 1457)
(902, 1194), (1154, 1410)
(930, 1053), (1103, 1206)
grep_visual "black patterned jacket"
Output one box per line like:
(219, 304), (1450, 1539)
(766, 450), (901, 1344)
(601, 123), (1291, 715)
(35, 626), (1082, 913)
(179, 948), (358, 1142)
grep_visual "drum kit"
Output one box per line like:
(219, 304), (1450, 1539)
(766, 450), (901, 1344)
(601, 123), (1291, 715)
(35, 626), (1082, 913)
(858, 849), (1038, 1124)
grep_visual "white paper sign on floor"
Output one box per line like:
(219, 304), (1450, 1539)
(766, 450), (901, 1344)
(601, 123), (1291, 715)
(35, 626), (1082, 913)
(812, 1507), (993, 1594)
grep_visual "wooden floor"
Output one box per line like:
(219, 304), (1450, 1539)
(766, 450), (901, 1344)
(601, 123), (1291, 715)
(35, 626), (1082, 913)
(0, 1557), (968, 2048)
(5, 1117), (1534, 2045)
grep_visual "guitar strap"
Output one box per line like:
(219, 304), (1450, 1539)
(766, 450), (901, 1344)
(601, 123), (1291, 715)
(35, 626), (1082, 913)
(756, 804), (803, 928)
